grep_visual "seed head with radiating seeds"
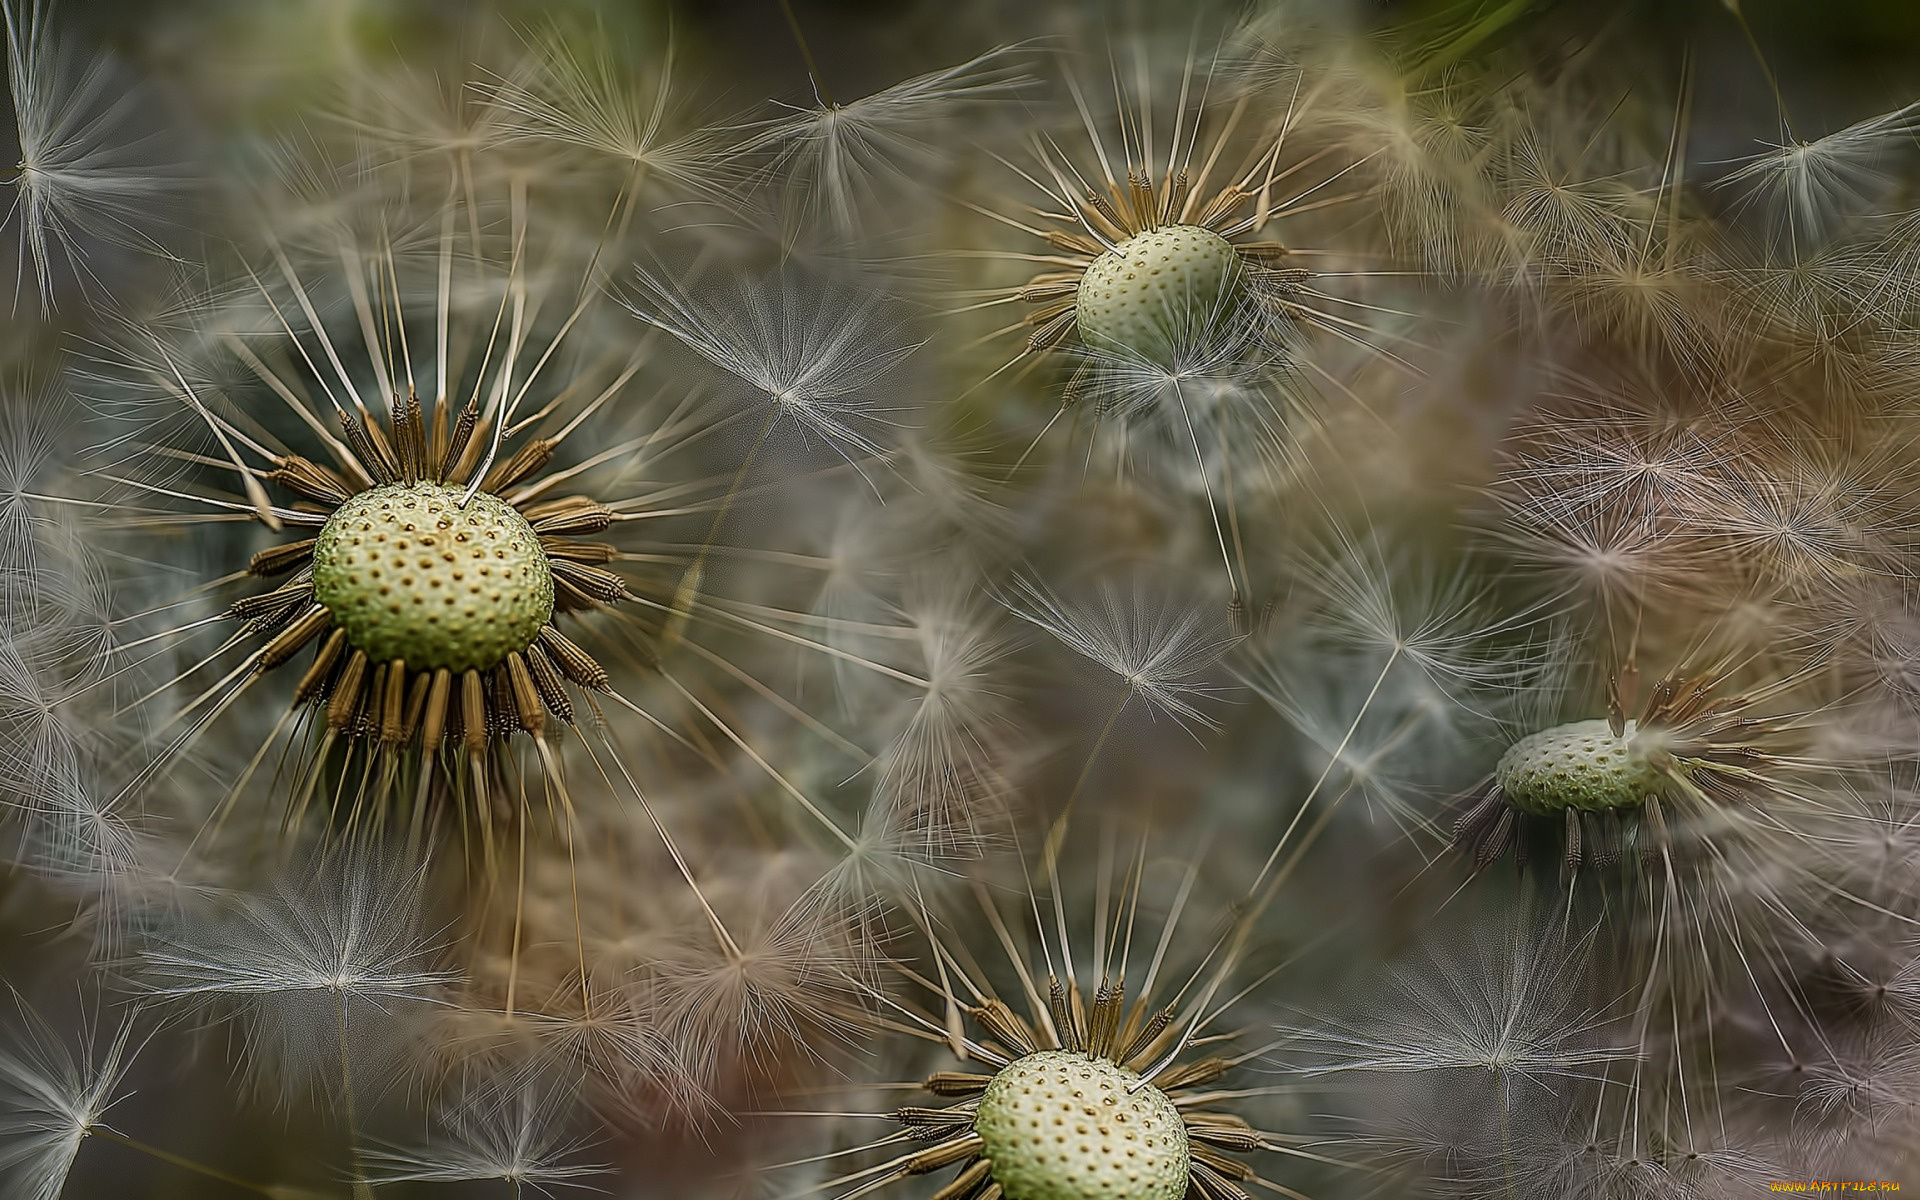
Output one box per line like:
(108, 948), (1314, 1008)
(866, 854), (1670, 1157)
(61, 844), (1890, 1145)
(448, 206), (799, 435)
(185, 375), (628, 815)
(990, 49), (1336, 379)
(1455, 666), (1812, 873)
(799, 832), (1301, 1200)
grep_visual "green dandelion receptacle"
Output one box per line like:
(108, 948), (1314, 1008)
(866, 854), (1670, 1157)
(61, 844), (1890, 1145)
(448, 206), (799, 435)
(973, 1051), (1191, 1200)
(1455, 666), (1803, 873)
(310, 483), (556, 675)
(1075, 224), (1244, 360)
(1494, 719), (1669, 817)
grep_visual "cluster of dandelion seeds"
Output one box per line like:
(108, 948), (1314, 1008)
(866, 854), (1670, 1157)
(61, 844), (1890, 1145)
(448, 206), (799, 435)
(0, 0), (1919, 1197)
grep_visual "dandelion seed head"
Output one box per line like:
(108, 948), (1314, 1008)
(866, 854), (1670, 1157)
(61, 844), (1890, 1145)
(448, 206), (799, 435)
(1495, 718), (1666, 816)
(309, 483), (555, 674)
(1455, 661), (1819, 875)
(797, 826), (1300, 1200)
(80, 119), (799, 850)
(973, 33), (1376, 419)
(1076, 224), (1244, 363)
(1063, 281), (1302, 490)
(973, 1051), (1190, 1200)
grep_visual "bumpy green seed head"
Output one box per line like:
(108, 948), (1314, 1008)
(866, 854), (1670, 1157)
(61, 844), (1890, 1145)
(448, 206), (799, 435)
(1495, 718), (1670, 817)
(972, 1050), (1190, 1200)
(1075, 224), (1242, 360)
(310, 483), (554, 674)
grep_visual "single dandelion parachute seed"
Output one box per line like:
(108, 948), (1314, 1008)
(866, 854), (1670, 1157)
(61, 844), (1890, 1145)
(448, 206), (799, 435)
(621, 265), (918, 464)
(1284, 904), (1632, 1088)
(1001, 573), (1235, 730)
(137, 851), (456, 1101)
(0, 993), (275, 1198)
(0, 0), (186, 313)
(1718, 100), (1920, 250)
(363, 1078), (608, 1193)
(734, 44), (1034, 242)
(478, 18), (727, 205)
(0, 995), (137, 1200)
